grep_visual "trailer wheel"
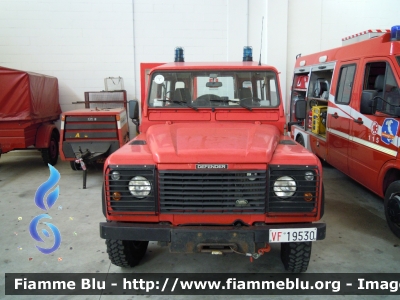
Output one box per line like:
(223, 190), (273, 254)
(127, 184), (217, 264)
(106, 239), (148, 267)
(41, 131), (59, 166)
(384, 181), (400, 238)
(296, 134), (305, 147)
(281, 241), (312, 273)
(70, 161), (82, 171)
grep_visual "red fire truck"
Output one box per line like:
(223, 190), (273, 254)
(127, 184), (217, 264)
(100, 48), (326, 272)
(288, 26), (400, 238)
(0, 66), (60, 165)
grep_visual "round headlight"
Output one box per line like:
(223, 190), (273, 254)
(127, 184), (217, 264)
(273, 176), (296, 198)
(304, 171), (314, 181)
(128, 176), (151, 198)
(111, 171), (120, 180)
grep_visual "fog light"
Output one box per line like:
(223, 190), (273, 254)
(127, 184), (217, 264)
(111, 171), (120, 180)
(113, 192), (121, 201)
(304, 171), (314, 181)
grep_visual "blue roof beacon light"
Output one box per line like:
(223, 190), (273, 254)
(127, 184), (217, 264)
(174, 47), (184, 62)
(243, 46), (253, 61)
(391, 25), (400, 41)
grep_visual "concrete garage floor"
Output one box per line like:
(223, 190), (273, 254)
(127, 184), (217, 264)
(1, 151), (400, 300)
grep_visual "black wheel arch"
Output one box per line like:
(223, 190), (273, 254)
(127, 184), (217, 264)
(384, 180), (400, 238)
(383, 168), (400, 196)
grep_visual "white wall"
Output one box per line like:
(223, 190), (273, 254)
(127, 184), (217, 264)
(286, 0), (400, 112)
(0, 0), (135, 114)
(266, 0), (288, 110)
(1, 0), (399, 124)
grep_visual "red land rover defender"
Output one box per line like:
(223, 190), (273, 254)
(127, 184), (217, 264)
(100, 48), (326, 272)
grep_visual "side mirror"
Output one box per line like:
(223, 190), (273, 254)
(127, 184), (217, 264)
(128, 100), (140, 133)
(360, 90), (377, 114)
(295, 100), (306, 119)
(128, 100), (139, 120)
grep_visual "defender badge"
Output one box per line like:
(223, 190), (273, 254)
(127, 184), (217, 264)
(196, 164), (228, 169)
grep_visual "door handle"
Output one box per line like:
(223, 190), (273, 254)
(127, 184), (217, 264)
(354, 118), (363, 124)
(331, 112), (339, 119)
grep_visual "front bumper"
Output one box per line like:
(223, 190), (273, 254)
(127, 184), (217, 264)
(100, 222), (326, 253)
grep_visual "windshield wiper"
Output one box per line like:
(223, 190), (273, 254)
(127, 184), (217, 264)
(185, 102), (198, 111)
(238, 100), (253, 111)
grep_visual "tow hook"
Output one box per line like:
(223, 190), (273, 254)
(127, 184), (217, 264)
(228, 244), (271, 262)
(248, 245), (271, 262)
(230, 245), (271, 262)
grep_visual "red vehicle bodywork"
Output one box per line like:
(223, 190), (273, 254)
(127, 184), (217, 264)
(100, 58), (326, 272)
(0, 66), (60, 165)
(288, 29), (400, 237)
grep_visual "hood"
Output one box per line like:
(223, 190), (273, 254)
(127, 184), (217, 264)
(146, 122), (280, 163)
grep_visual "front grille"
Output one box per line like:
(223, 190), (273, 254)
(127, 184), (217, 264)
(105, 165), (157, 214)
(159, 170), (267, 214)
(267, 166), (320, 213)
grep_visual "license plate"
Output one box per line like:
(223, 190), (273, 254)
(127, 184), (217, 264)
(269, 228), (317, 243)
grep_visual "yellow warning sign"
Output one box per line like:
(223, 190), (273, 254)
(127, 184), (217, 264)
(75, 133), (80, 138)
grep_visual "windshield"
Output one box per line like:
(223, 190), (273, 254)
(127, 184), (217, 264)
(148, 71), (279, 109)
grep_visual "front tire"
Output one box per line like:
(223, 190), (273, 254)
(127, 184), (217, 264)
(281, 242), (312, 273)
(106, 239), (148, 267)
(384, 181), (400, 238)
(41, 131), (59, 166)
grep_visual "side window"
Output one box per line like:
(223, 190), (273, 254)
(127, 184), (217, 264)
(255, 77), (278, 106)
(256, 80), (265, 100)
(265, 77), (278, 106)
(363, 61), (386, 90)
(385, 68), (400, 112)
(363, 61), (400, 113)
(336, 64), (356, 105)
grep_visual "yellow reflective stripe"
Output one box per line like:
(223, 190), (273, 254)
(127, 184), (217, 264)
(327, 128), (398, 157)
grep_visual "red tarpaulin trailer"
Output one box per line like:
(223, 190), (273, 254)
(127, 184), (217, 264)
(0, 66), (61, 165)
